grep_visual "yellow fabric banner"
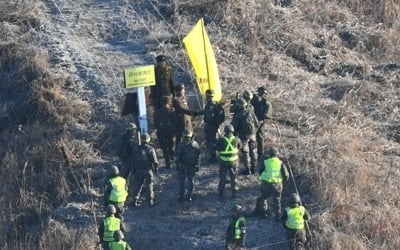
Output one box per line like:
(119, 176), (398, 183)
(182, 18), (222, 102)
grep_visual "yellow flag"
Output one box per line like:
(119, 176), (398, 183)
(182, 18), (222, 102)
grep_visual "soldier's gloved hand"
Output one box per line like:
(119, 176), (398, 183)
(194, 165), (200, 172)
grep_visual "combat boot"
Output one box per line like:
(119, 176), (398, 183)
(149, 199), (155, 207)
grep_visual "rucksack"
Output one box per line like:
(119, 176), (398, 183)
(241, 110), (258, 136)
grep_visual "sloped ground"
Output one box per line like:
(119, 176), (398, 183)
(1, 0), (399, 249)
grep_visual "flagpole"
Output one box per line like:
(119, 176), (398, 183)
(201, 18), (211, 91)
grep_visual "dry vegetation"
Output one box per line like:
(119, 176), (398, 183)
(0, 0), (399, 249)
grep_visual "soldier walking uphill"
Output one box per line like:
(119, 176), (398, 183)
(131, 133), (159, 207)
(254, 147), (289, 221)
(216, 125), (242, 199)
(226, 205), (246, 250)
(203, 89), (225, 163)
(104, 165), (128, 219)
(108, 230), (132, 250)
(176, 129), (200, 202)
(231, 98), (258, 175)
(155, 96), (177, 168)
(173, 84), (203, 150)
(282, 193), (310, 250)
(251, 87), (272, 158)
(117, 123), (139, 179)
(98, 204), (126, 250)
(150, 55), (174, 110)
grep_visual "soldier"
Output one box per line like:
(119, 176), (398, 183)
(155, 96), (177, 168)
(282, 193), (310, 250)
(117, 123), (139, 179)
(131, 133), (159, 207)
(216, 125), (241, 199)
(108, 230), (132, 250)
(150, 55), (174, 110)
(176, 129), (200, 202)
(251, 87), (272, 158)
(98, 204), (126, 250)
(104, 165), (128, 219)
(203, 89), (225, 163)
(173, 84), (202, 150)
(254, 147), (289, 221)
(231, 98), (258, 175)
(225, 205), (246, 250)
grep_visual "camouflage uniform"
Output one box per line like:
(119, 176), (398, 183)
(226, 206), (246, 250)
(155, 96), (177, 168)
(104, 173), (128, 219)
(175, 133), (200, 201)
(231, 102), (258, 175)
(151, 55), (174, 109)
(132, 139), (159, 207)
(117, 130), (138, 178)
(98, 214), (126, 250)
(203, 90), (225, 163)
(251, 88), (272, 157)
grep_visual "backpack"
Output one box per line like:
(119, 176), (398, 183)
(241, 110), (258, 136)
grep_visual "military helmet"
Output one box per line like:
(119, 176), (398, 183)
(290, 193), (301, 204)
(141, 133), (151, 143)
(235, 98), (247, 108)
(174, 84), (185, 92)
(156, 55), (166, 63)
(113, 230), (125, 241)
(224, 124), (235, 134)
(205, 89), (214, 97)
(161, 95), (171, 105)
(182, 129), (193, 138)
(232, 204), (242, 213)
(106, 204), (116, 215)
(257, 86), (267, 94)
(268, 147), (279, 157)
(110, 165), (120, 175)
(126, 122), (137, 131)
(242, 90), (253, 101)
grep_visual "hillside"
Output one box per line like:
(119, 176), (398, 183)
(0, 0), (399, 249)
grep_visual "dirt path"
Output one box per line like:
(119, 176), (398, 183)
(40, 0), (289, 249)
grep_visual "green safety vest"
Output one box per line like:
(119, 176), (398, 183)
(103, 216), (121, 242)
(109, 240), (127, 250)
(234, 216), (245, 239)
(109, 176), (128, 202)
(259, 157), (283, 183)
(219, 136), (239, 162)
(285, 206), (305, 229)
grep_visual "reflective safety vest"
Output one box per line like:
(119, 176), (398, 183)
(219, 136), (239, 162)
(109, 177), (128, 202)
(259, 157), (283, 183)
(109, 240), (127, 250)
(103, 216), (121, 242)
(234, 216), (245, 239)
(285, 206), (305, 229)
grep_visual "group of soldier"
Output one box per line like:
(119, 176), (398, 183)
(98, 55), (310, 250)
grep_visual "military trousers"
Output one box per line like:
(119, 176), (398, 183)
(218, 160), (239, 195)
(256, 121), (266, 157)
(157, 129), (175, 167)
(240, 136), (257, 173)
(255, 181), (283, 217)
(286, 228), (307, 250)
(178, 169), (195, 198)
(132, 171), (154, 204)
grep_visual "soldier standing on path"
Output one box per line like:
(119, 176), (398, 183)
(104, 165), (128, 219)
(176, 129), (200, 202)
(117, 123), (139, 179)
(150, 55), (174, 110)
(225, 205), (246, 250)
(231, 98), (258, 175)
(253, 147), (289, 221)
(108, 230), (132, 250)
(216, 125), (242, 199)
(251, 87), (272, 158)
(203, 89), (225, 164)
(155, 96), (177, 168)
(282, 193), (311, 250)
(131, 133), (159, 207)
(98, 204), (126, 250)
(172, 84), (203, 150)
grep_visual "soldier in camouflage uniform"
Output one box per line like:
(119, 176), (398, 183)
(203, 89), (225, 163)
(231, 98), (258, 175)
(251, 87), (272, 158)
(117, 123), (138, 179)
(155, 96), (177, 168)
(225, 205), (246, 250)
(131, 133), (159, 207)
(151, 55), (174, 110)
(176, 129), (200, 202)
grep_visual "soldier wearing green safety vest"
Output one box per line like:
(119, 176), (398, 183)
(226, 205), (246, 250)
(253, 147), (289, 220)
(216, 124), (242, 199)
(98, 205), (126, 250)
(104, 165), (128, 219)
(109, 230), (132, 250)
(282, 193), (310, 250)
